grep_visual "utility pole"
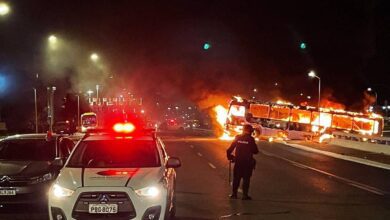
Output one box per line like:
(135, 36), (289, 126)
(47, 86), (56, 132)
(34, 88), (38, 133)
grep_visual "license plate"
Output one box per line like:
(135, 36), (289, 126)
(0, 189), (16, 196)
(89, 204), (118, 214)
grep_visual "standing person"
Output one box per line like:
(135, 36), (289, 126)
(227, 124), (259, 200)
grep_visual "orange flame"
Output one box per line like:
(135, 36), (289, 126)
(213, 105), (235, 140)
(220, 132), (235, 141)
(214, 105), (228, 127)
(319, 134), (333, 143)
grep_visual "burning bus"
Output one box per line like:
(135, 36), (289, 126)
(223, 96), (383, 140)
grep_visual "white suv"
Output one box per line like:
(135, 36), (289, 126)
(48, 123), (181, 220)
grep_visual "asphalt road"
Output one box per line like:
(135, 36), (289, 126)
(164, 137), (390, 220)
(1, 136), (390, 219)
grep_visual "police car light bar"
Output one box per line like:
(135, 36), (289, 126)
(113, 123), (136, 133)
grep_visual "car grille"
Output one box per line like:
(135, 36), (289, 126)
(72, 191), (136, 220)
(0, 176), (34, 187)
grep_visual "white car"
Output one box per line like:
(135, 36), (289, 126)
(48, 123), (181, 220)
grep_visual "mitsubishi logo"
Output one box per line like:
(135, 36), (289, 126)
(100, 194), (109, 202)
(0, 176), (11, 183)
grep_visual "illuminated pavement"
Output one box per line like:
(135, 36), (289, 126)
(163, 137), (390, 219)
(1, 135), (390, 219)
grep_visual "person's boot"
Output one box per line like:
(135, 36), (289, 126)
(242, 195), (252, 200)
(229, 194), (238, 199)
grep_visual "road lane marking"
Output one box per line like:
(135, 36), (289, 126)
(197, 152), (203, 157)
(189, 145), (194, 148)
(291, 162), (308, 169)
(261, 150), (389, 196)
(285, 143), (390, 170)
(208, 162), (217, 169)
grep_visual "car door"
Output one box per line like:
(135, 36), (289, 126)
(157, 138), (176, 210)
(58, 137), (75, 164)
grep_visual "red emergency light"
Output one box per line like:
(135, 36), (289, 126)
(113, 122), (136, 133)
(97, 170), (138, 176)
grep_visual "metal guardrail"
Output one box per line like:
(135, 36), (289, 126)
(332, 131), (390, 145)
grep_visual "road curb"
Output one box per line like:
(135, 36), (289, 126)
(281, 142), (390, 170)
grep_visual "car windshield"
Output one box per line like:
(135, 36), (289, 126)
(67, 140), (160, 168)
(0, 139), (56, 161)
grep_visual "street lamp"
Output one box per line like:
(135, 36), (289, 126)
(48, 35), (57, 43)
(90, 53), (99, 62)
(48, 35), (58, 50)
(308, 70), (321, 110)
(87, 90), (94, 96)
(0, 2), (10, 16)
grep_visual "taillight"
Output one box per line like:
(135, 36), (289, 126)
(113, 123), (136, 133)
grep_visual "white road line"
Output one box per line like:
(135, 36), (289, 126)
(285, 143), (390, 170)
(261, 150), (388, 196)
(197, 152), (203, 157)
(189, 145), (194, 149)
(208, 162), (217, 169)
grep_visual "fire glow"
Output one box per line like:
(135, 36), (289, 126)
(250, 103), (382, 136)
(213, 105), (236, 140)
(210, 96), (383, 143)
(214, 105), (228, 127)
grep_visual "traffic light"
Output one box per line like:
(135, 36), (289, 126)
(203, 42), (211, 50)
(300, 42), (307, 50)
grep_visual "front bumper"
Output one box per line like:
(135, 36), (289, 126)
(49, 187), (168, 220)
(0, 182), (51, 205)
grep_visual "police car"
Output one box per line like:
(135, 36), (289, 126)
(48, 122), (181, 220)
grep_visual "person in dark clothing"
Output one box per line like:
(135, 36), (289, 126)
(226, 124), (259, 200)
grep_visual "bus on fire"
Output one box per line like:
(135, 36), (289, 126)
(225, 97), (383, 140)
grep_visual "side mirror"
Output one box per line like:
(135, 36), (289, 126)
(166, 157), (181, 168)
(52, 158), (64, 167)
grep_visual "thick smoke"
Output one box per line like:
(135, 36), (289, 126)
(43, 38), (110, 93)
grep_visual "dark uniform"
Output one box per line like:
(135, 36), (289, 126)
(227, 133), (259, 198)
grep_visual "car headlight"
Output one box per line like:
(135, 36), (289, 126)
(135, 186), (160, 197)
(52, 184), (74, 198)
(31, 173), (53, 184)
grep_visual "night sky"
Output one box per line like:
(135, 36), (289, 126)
(0, 0), (389, 125)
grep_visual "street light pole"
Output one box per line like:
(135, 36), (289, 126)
(34, 88), (38, 133)
(76, 94), (80, 128)
(367, 88), (378, 106)
(308, 71), (321, 130)
(318, 77), (321, 110)
(308, 71), (321, 109)
(96, 85), (99, 103)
